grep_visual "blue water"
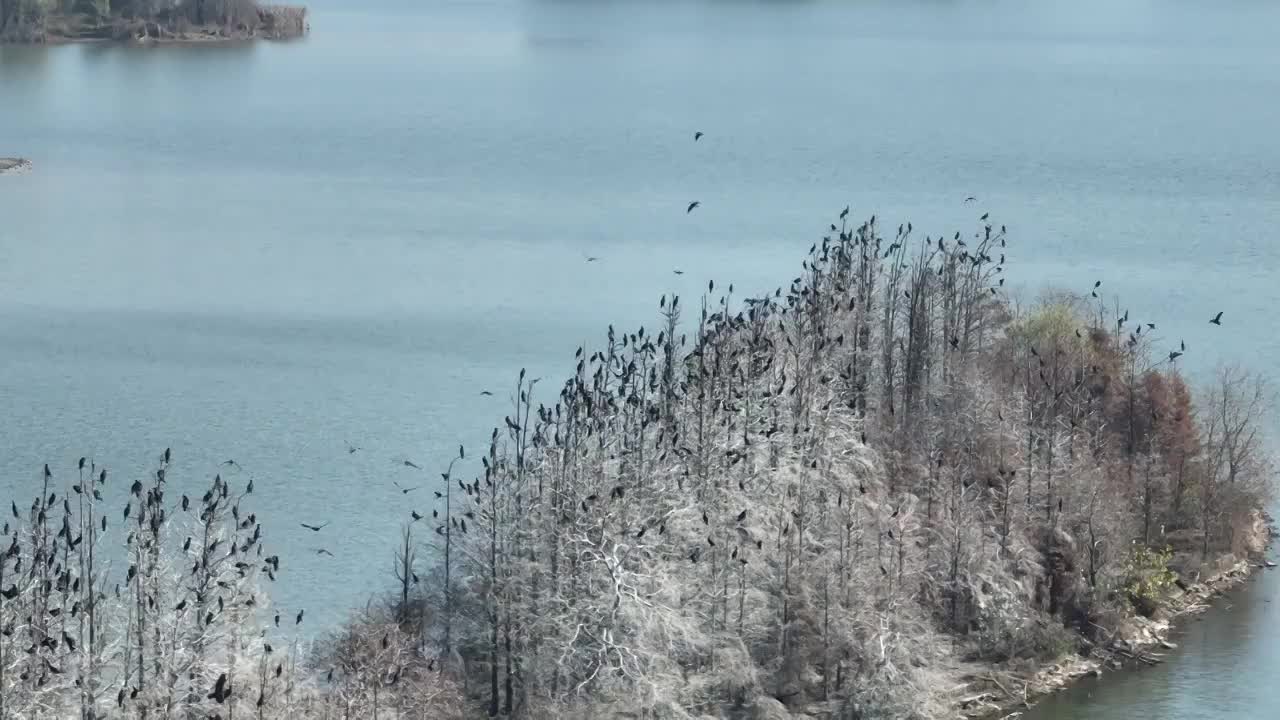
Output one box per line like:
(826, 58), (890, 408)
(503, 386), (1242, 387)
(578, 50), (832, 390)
(2, 3), (1279, 711)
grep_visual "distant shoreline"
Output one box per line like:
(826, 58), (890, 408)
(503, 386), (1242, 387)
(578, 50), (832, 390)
(0, 6), (307, 45)
(0, 158), (31, 175)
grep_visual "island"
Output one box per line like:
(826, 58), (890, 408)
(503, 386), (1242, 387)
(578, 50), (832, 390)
(0, 0), (306, 43)
(0, 157), (32, 174)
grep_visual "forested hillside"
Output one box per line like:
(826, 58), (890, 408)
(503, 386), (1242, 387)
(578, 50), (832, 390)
(0, 212), (1271, 719)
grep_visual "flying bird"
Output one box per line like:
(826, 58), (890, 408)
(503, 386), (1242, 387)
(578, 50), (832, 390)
(300, 522), (329, 532)
(1169, 351), (1183, 362)
(394, 482), (418, 494)
(686, 201), (700, 214)
(585, 256), (599, 262)
(345, 442), (360, 454)
(402, 459), (421, 470)
(1210, 311), (1223, 325)
(964, 196), (977, 203)
(479, 390), (493, 396)
(315, 548), (334, 557)
(980, 212), (989, 221)
(694, 131), (703, 141)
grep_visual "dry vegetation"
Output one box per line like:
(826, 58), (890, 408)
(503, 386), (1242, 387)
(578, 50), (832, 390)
(1, 212), (1272, 719)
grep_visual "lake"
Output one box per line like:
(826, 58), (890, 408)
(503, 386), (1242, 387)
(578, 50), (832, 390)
(1, 0), (1279, 713)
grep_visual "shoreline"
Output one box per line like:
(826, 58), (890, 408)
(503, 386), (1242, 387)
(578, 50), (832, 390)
(955, 517), (1276, 719)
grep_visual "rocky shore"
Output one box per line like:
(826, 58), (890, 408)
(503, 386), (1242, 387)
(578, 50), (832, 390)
(954, 512), (1276, 720)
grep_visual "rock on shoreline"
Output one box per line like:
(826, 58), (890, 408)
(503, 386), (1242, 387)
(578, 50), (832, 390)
(0, 158), (32, 175)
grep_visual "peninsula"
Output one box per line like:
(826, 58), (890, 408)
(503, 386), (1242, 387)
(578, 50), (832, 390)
(0, 1), (306, 43)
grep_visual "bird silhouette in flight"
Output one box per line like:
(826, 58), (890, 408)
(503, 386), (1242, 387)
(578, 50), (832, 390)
(411, 511), (424, 521)
(839, 205), (849, 219)
(314, 548), (334, 557)
(687, 201), (700, 213)
(585, 256), (599, 262)
(673, 269), (684, 275)
(394, 482), (418, 494)
(980, 212), (989, 221)
(300, 522), (329, 532)
(1169, 351), (1183, 362)
(1210, 311), (1223, 325)
(694, 131), (703, 141)
(345, 441), (360, 454)
(964, 196), (977, 203)
(479, 390), (493, 396)
(402, 460), (421, 470)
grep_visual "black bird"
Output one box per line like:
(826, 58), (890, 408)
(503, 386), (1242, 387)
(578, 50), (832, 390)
(1169, 351), (1183, 362)
(585, 256), (599, 262)
(300, 522), (329, 532)
(402, 460), (421, 470)
(345, 441), (360, 454)
(1210, 311), (1223, 325)
(274, 612), (280, 627)
(964, 196), (977, 203)
(395, 482), (418, 494)
(296, 609), (304, 625)
(1181, 339), (1186, 351)
(694, 131), (703, 141)
(736, 509), (747, 522)
(686, 201), (700, 213)
(208, 673), (228, 704)
(840, 205), (849, 219)
(1147, 323), (1156, 330)
(980, 212), (989, 221)
(316, 548), (334, 557)
(411, 511), (424, 521)
(479, 390), (493, 396)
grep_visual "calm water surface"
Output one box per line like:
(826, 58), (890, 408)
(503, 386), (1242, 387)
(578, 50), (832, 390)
(2, 1), (1279, 715)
